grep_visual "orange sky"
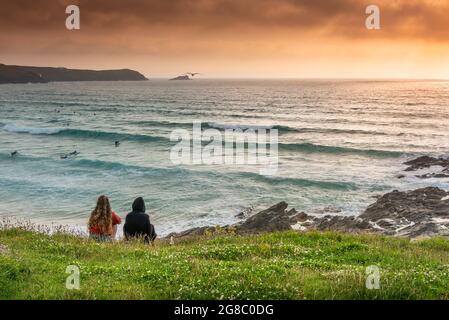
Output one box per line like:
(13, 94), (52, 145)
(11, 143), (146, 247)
(1, 0), (448, 78)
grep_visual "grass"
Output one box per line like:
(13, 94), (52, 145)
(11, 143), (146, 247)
(0, 228), (448, 299)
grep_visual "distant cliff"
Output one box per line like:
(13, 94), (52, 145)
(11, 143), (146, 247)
(0, 64), (148, 84)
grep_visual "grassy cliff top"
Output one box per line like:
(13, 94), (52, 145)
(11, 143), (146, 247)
(0, 228), (448, 299)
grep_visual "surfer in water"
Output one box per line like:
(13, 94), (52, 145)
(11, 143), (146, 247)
(115, 141), (120, 147)
(11, 151), (18, 158)
(60, 150), (79, 159)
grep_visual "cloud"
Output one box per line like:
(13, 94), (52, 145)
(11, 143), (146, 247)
(0, 0), (448, 40)
(1, 0), (448, 78)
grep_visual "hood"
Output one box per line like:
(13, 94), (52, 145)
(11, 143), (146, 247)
(132, 197), (146, 213)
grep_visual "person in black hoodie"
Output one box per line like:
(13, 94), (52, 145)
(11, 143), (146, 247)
(123, 197), (157, 244)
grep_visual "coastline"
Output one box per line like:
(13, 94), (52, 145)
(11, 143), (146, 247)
(2, 156), (448, 241)
(1, 155), (448, 299)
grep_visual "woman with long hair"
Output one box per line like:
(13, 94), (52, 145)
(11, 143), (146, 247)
(88, 195), (121, 242)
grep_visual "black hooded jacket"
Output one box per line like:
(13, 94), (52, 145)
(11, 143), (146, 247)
(123, 197), (157, 243)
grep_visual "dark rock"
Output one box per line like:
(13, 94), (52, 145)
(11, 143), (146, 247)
(358, 187), (449, 238)
(165, 201), (306, 240)
(404, 156), (448, 171)
(235, 201), (292, 234)
(170, 75), (191, 80)
(311, 215), (374, 233)
(235, 205), (254, 219)
(416, 173), (449, 179)
(291, 211), (308, 223)
(165, 226), (215, 239)
(313, 206), (343, 214)
(360, 187), (448, 220)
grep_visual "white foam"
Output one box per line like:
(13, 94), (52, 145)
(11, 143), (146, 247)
(3, 124), (63, 135)
(291, 222), (307, 231)
(432, 217), (449, 224)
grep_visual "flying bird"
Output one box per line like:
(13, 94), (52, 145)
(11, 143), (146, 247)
(185, 72), (201, 77)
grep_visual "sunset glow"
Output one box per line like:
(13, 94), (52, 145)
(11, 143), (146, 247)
(1, 0), (448, 78)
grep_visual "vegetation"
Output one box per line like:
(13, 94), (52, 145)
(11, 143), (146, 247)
(0, 228), (448, 299)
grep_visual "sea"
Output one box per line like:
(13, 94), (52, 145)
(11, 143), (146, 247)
(1, 79), (448, 236)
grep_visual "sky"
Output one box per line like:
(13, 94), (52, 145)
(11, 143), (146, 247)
(1, 0), (448, 79)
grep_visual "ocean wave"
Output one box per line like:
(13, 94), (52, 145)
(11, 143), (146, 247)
(131, 119), (192, 128)
(123, 120), (392, 137)
(279, 142), (404, 158)
(67, 158), (358, 191)
(2, 124), (170, 143)
(0, 151), (357, 191)
(132, 120), (300, 132)
(57, 129), (169, 143)
(237, 171), (357, 190)
(66, 158), (184, 177)
(130, 120), (301, 134)
(3, 124), (63, 135)
(297, 127), (388, 136)
(205, 123), (390, 136)
(0, 151), (189, 179)
(206, 122), (300, 133)
(1, 124), (405, 158)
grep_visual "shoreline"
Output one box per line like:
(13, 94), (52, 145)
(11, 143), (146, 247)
(1, 155), (448, 240)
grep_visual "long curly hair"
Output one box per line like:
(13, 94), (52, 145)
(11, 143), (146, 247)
(88, 195), (112, 234)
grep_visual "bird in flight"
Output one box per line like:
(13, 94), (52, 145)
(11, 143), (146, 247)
(185, 72), (201, 77)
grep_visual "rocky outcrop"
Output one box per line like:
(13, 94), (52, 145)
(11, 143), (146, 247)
(166, 202), (306, 240)
(166, 187), (449, 241)
(236, 202), (303, 234)
(170, 75), (191, 80)
(402, 156), (449, 179)
(359, 187), (449, 238)
(301, 187), (449, 238)
(0, 64), (147, 84)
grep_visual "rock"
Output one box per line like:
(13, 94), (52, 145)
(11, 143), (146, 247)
(416, 173), (449, 179)
(234, 201), (293, 234)
(165, 226), (214, 239)
(405, 156), (449, 179)
(313, 205), (343, 214)
(299, 187), (449, 238)
(358, 187), (449, 238)
(235, 205), (254, 219)
(360, 187), (449, 220)
(404, 156), (448, 171)
(311, 216), (374, 233)
(165, 187), (449, 241)
(170, 75), (191, 80)
(165, 201), (306, 240)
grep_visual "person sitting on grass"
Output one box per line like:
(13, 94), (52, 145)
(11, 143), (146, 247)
(88, 195), (122, 242)
(123, 197), (157, 244)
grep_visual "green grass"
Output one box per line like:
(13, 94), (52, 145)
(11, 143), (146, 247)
(0, 229), (448, 299)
